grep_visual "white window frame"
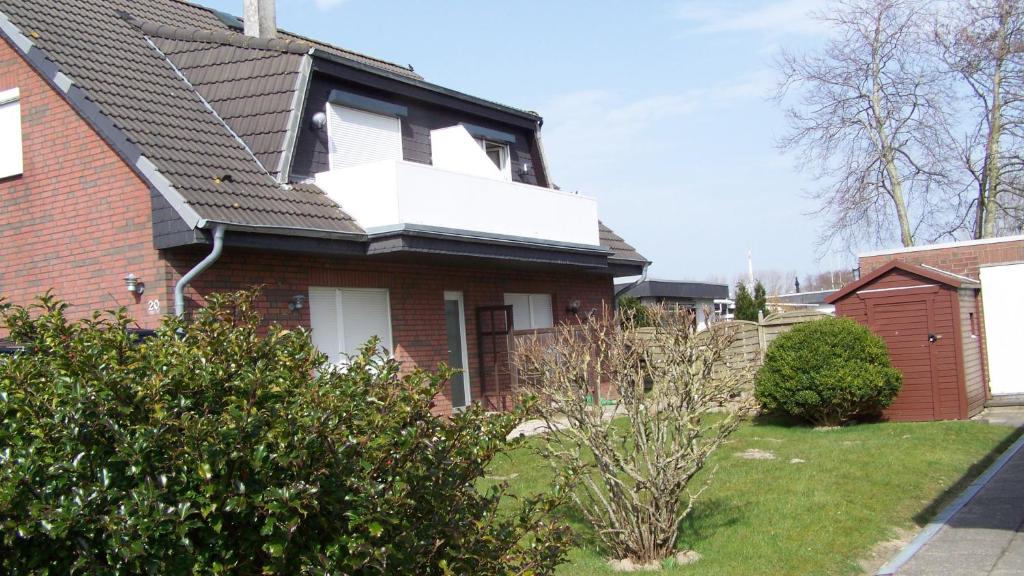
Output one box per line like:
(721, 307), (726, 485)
(476, 138), (511, 180)
(0, 87), (23, 179)
(504, 293), (554, 330)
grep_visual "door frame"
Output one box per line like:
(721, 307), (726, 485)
(444, 291), (472, 409)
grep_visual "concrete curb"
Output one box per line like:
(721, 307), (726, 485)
(876, 431), (1024, 575)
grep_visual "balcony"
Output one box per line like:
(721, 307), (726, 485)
(314, 160), (600, 247)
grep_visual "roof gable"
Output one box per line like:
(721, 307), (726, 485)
(826, 260), (979, 304)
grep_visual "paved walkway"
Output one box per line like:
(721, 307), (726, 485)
(880, 408), (1024, 576)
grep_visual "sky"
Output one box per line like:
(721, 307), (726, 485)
(201, 0), (851, 284)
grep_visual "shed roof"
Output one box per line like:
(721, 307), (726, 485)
(825, 260), (980, 304)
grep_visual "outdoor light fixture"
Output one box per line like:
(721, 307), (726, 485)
(566, 298), (581, 314)
(289, 294), (306, 312)
(310, 111), (327, 131)
(124, 273), (145, 295)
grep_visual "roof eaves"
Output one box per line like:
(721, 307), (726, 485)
(0, 9), (202, 229)
(310, 47), (542, 123)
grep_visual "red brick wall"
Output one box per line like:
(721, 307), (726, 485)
(860, 238), (1024, 279)
(0, 37), (167, 328)
(166, 248), (615, 416)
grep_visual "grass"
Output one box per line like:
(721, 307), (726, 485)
(487, 416), (1021, 575)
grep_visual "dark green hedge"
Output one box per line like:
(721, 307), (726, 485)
(0, 292), (569, 575)
(754, 317), (902, 426)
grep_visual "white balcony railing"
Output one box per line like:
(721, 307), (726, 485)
(314, 160), (601, 247)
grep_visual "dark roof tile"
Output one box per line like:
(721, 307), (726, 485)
(599, 222), (647, 264)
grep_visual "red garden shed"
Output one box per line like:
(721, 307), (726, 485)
(825, 261), (986, 421)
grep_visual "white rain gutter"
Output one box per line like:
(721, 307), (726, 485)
(174, 224), (226, 316)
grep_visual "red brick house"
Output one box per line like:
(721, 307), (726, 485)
(0, 0), (648, 415)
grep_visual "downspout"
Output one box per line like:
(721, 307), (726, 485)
(174, 224), (226, 317)
(613, 261), (651, 310)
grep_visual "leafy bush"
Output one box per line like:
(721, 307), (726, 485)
(0, 292), (570, 575)
(616, 295), (654, 327)
(754, 317), (902, 426)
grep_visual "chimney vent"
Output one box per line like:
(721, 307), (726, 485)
(243, 0), (276, 39)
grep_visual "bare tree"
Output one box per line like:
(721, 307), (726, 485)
(776, 0), (955, 250)
(512, 307), (753, 566)
(935, 0), (1024, 237)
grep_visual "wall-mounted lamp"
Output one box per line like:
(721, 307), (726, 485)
(124, 273), (145, 295)
(310, 111), (328, 131)
(289, 294), (306, 312)
(566, 298), (581, 314)
(518, 162), (532, 177)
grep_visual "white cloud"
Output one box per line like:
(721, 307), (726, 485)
(539, 71), (776, 189)
(312, 0), (348, 11)
(674, 0), (826, 36)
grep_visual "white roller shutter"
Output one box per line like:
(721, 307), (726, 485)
(326, 104), (402, 169)
(339, 288), (393, 356)
(528, 294), (553, 329)
(308, 287), (393, 365)
(309, 287), (342, 364)
(0, 88), (22, 179)
(504, 293), (554, 330)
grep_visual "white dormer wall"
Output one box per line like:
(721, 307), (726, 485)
(429, 125), (504, 180)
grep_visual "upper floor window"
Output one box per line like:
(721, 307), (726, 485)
(477, 138), (511, 179)
(324, 90), (408, 170)
(0, 87), (23, 179)
(327, 104), (402, 169)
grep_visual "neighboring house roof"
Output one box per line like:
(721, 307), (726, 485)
(615, 279), (729, 301)
(0, 0), (644, 266)
(826, 260), (980, 304)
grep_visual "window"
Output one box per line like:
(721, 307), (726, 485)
(477, 138), (511, 179)
(308, 287), (393, 364)
(504, 293), (553, 330)
(0, 87), (22, 179)
(326, 104), (402, 169)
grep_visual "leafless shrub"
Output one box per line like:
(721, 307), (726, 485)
(513, 306), (754, 565)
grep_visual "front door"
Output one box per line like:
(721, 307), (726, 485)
(444, 291), (471, 410)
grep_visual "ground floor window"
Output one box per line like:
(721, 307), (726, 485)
(503, 293), (553, 330)
(308, 287), (393, 364)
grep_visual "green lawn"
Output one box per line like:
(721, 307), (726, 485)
(487, 417), (1020, 575)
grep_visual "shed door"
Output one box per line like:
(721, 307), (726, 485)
(980, 263), (1024, 396)
(869, 299), (939, 420)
